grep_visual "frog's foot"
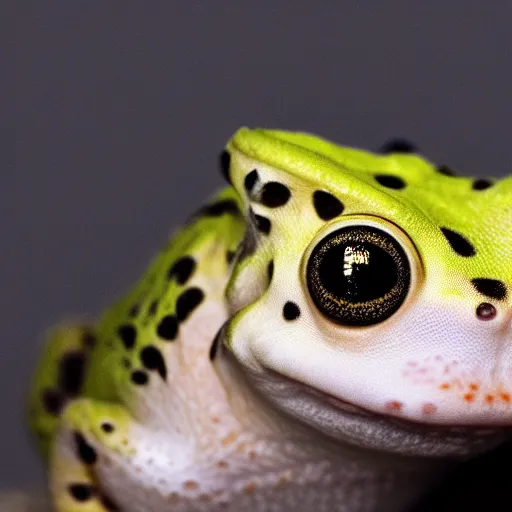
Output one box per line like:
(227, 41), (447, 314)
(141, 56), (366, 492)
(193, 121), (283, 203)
(28, 322), (96, 459)
(50, 398), (134, 511)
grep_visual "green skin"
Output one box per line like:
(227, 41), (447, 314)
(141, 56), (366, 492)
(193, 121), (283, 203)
(28, 128), (512, 511)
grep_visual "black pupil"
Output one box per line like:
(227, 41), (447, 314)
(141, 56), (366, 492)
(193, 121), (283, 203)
(319, 242), (398, 303)
(307, 225), (411, 326)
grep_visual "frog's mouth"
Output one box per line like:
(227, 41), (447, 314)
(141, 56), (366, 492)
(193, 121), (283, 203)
(252, 367), (510, 457)
(303, 381), (502, 436)
(220, 335), (510, 457)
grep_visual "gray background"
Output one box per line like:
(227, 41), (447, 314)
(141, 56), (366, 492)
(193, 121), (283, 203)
(9, 0), (511, 493)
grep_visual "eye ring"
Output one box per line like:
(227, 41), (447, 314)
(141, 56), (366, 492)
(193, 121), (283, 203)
(306, 223), (412, 326)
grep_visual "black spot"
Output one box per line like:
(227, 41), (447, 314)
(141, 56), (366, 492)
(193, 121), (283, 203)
(196, 199), (241, 218)
(374, 175), (407, 190)
(118, 324), (137, 350)
(209, 325), (225, 361)
(128, 303), (140, 318)
(471, 278), (507, 301)
(313, 190), (345, 220)
(226, 250), (236, 264)
(140, 346), (167, 380)
(157, 315), (178, 341)
(437, 165), (457, 177)
(131, 370), (149, 385)
(260, 182), (291, 207)
(147, 299), (159, 317)
(69, 483), (94, 502)
(219, 150), (231, 184)
(283, 301), (301, 321)
(101, 422), (115, 433)
(42, 389), (65, 416)
(254, 214), (271, 234)
(244, 169), (259, 193)
(58, 351), (86, 396)
(267, 260), (274, 283)
(121, 357), (131, 369)
(472, 179), (493, 191)
(167, 256), (196, 285)
(176, 287), (205, 322)
(440, 228), (476, 257)
(74, 432), (97, 465)
(379, 138), (417, 154)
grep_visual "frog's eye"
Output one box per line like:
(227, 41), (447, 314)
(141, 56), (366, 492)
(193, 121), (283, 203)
(306, 225), (411, 326)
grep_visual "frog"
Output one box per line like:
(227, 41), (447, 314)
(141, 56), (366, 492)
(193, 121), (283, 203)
(27, 127), (512, 512)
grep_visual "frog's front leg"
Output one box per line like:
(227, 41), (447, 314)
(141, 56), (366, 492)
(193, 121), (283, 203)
(50, 393), (230, 512)
(49, 393), (275, 512)
(50, 398), (139, 512)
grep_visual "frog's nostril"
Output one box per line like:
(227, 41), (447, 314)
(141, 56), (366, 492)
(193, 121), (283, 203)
(476, 302), (497, 321)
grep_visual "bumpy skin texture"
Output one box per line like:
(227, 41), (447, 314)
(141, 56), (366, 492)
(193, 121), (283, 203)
(28, 128), (512, 511)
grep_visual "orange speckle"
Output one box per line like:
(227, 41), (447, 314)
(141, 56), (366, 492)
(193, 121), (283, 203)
(422, 403), (437, 415)
(500, 392), (511, 403)
(485, 394), (495, 404)
(216, 460), (229, 469)
(221, 432), (238, 446)
(244, 483), (257, 495)
(385, 400), (403, 412)
(469, 383), (480, 392)
(463, 393), (475, 402)
(184, 480), (199, 490)
(440, 383), (451, 390)
(211, 416), (220, 424)
(236, 441), (250, 453)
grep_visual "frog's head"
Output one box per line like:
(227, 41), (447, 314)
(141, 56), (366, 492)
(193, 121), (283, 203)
(218, 127), (512, 457)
